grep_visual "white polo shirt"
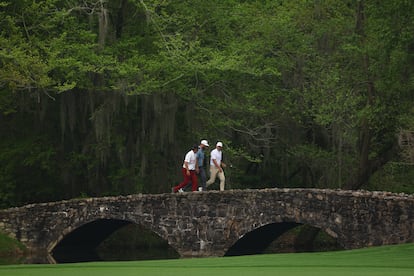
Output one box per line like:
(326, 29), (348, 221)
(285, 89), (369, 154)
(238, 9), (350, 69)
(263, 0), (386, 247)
(209, 148), (222, 166)
(183, 150), (197, 170)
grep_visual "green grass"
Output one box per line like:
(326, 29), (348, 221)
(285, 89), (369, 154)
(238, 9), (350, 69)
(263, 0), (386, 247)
(0, 232), (26, 265)
(1, 243), (414, 276)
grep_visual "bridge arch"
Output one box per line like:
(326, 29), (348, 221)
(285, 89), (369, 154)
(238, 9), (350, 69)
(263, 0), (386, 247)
(222, 209), (343, 257)
(218, 198), (344, 256)
(50, 217), (179, 263)
(51, 218), (130, 262)
(224, 221), (342, 256)
(225, 222), (300, 256)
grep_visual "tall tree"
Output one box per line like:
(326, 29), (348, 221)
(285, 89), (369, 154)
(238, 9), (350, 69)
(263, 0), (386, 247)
(1, 0), (413, 207)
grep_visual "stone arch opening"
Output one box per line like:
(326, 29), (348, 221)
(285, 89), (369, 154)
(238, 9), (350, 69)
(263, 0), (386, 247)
(225, 222), (299, 256)
(51, 218), (179, 263)
(225, 222), (342, 256)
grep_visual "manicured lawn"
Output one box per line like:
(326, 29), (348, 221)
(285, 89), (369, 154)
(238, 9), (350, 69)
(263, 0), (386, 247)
(1, 243), (413, 276)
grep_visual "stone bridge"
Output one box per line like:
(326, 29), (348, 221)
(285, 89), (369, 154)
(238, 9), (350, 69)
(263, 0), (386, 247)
(0, 188), (413, 262)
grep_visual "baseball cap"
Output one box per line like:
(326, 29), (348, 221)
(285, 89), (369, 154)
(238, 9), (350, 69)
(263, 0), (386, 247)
(216, 142), (223, 147)
(201, 140), (209, 147)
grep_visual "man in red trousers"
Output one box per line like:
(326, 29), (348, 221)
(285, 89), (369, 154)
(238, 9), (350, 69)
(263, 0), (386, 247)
(172, 145), (199, 193)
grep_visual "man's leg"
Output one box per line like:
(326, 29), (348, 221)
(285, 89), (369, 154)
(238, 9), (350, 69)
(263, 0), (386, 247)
(173, 168), (192, 192)
(190, 170), (198, 191)
(199, 167), (206, 190)
(218, 171), (226, 191)
(206, 167), (218, 187)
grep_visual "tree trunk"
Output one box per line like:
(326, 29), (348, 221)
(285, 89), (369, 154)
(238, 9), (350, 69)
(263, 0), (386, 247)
(344, 0), (374, 190)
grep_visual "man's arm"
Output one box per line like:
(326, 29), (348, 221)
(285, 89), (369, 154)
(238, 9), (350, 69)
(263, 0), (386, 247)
(195, 152), (199, 173)
(212, 159), (222, 172)
(184, 161), (190, 175)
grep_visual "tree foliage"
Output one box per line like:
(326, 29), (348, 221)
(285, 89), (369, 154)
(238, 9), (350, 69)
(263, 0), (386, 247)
(0, 0), (413, 207)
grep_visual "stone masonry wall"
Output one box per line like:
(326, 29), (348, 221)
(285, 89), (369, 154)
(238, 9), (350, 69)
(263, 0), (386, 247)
(0, 188), (413, 258)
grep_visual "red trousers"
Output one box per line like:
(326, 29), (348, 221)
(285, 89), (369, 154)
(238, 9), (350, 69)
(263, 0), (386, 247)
(173, 168), (198, 192)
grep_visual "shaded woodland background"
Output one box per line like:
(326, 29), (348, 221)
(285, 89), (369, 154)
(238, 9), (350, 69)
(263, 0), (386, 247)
(1, 0), (414, 208)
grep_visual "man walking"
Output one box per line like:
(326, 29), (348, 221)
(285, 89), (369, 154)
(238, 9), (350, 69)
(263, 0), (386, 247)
(206, 141), (226, 191)
(172, 145), (199, 193)
(196, 139), (209, 191)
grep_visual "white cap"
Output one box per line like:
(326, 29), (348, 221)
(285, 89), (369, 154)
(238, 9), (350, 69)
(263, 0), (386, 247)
(201, 140), (209, 147)
(216, 141), (223, 147)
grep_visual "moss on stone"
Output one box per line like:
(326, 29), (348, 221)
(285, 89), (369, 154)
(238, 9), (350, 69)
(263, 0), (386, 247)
(0, 231), (27, 264)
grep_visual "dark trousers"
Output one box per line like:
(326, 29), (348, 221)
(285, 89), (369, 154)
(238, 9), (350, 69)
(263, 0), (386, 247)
(198, 166), (207, 190)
